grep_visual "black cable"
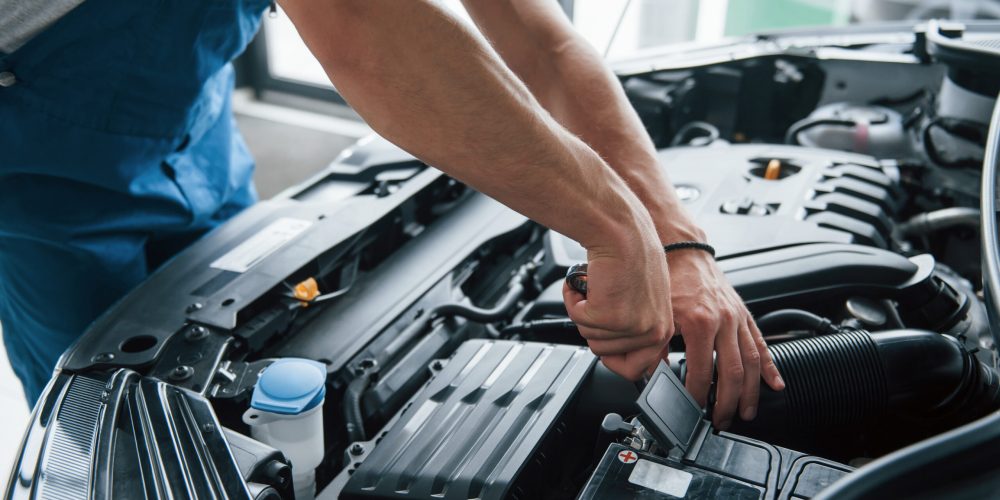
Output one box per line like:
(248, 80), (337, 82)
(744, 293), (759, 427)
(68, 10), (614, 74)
(921, 116), (988, 169)
(872, 89), (930, 108)
(883, 299), (906, 330)
(785, 117), (855, 145)
(500, 318), (578, 337)
(669, 121), (720, 147)
(432, 281), (526, 323)
(379, 276), (528, 364)
(343, 373), (373, 443)
(756, 309), (839, 336)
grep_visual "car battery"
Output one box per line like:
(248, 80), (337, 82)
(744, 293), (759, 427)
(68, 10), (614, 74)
(579, 362), (853, 499)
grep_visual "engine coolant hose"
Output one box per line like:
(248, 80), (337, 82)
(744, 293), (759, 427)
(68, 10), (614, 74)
(898, 207), (981, 236)
(731, 329), (1000, 439)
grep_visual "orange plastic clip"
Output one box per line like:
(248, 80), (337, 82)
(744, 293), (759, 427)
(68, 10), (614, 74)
(293, 277), (320, 306)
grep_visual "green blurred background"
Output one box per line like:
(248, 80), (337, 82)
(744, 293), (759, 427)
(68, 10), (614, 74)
(724, 0), (850, 36)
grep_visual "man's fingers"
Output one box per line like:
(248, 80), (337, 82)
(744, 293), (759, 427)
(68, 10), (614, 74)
(646, 344), (671, 378)
(601, 344), (665, 380)
(586, 335), (661, 356)
(562, 281), (591, 323)
(563, 282), (629, 337)
(737, 320), (761, 422)
(712, 315), (743, 430)
(565, 282), (669, 343)
(750, 318), (785, 391)
(577, 324), (655, 341)
(683, 326), (716, 408)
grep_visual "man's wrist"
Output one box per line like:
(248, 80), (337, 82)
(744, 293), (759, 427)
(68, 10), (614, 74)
(659, 225), (707, 246)
(584, 197), (660, 257)
(646, 203), (707, 245)
(663, 241), (716, 258)
(568, 161), (661, 255)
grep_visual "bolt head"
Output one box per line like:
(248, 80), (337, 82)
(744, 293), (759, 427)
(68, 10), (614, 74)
(169, 365), (194, 382)
(91, 352), (115, 363)
(185, 325), (209, 341)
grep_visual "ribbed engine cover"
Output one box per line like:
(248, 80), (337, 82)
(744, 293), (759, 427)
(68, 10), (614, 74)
(341, 340), (597, 500)
(547, 144), (902, 262)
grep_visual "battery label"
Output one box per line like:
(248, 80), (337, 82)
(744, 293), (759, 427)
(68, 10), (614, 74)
(210, 217), (312, 273)
(628, 459), (693, 498)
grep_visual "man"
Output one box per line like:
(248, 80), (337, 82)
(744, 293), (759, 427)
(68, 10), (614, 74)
(0, 0), (782, 430)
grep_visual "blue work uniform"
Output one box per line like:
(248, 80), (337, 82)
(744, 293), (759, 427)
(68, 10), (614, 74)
(0, 0), (271, 404)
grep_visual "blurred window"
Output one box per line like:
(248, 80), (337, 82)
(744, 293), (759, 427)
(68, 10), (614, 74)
(253, 0), (996, 97)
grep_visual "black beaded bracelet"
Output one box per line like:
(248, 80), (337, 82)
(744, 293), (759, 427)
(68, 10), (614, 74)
(663, 241), (716, 258)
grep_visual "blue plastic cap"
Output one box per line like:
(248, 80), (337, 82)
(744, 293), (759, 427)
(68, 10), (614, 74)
(251, 358), (327, 415)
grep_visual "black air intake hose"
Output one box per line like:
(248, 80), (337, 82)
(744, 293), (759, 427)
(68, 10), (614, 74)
(731, 329), (1000, 440)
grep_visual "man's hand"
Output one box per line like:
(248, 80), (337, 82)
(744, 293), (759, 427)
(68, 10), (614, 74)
(666, 250), (785, 430)
(562, 239), (674, 381)
(454, 0), (785, 427)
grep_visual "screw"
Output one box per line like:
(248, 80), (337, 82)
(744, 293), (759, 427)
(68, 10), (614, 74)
(185, 326), (209, 342)
(169, 365), (194, 382)
(431, 360), (444, 371)
(201, 423), (215, 434)
(350, 443), (365, 456)
(186, 303), (203, 313)
(0, 71), (16, 87)
(91, 352), (115, 363)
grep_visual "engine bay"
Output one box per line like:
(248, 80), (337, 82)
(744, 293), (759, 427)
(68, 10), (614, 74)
(11, 20), (1000, 500)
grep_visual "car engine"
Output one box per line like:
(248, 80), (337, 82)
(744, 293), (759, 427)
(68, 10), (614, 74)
(8, 20), (1000, 500)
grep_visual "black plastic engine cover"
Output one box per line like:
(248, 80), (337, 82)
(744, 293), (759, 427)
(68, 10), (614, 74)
(546, 144), (900, 265)
(340, 340), (603, 500)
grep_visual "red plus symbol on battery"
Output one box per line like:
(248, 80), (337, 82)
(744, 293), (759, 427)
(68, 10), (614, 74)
(617, 450), (638, 464)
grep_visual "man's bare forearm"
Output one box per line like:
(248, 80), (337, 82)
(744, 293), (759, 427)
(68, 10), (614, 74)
(278, 0), (659, 253)
(461, 0), (704, 243)
(458, 1), (784, 422)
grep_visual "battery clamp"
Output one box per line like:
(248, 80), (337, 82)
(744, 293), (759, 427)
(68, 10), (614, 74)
(636, 360), (713, 459)
(580, 361), (854, 499)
